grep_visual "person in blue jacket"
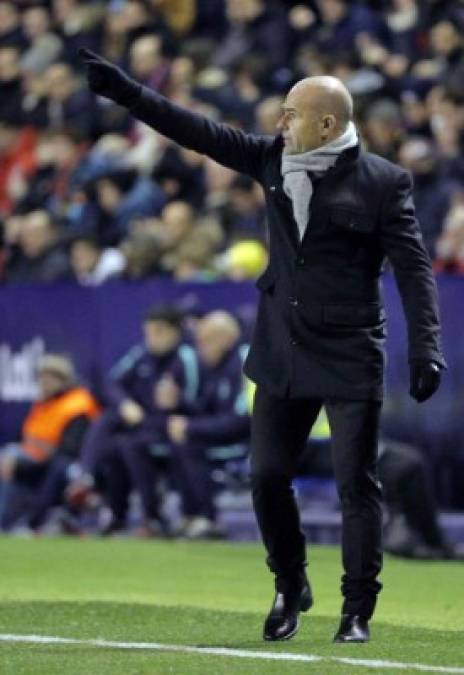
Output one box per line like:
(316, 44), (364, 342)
(162, 311), (249, 540)
(67, 304), (198, 535)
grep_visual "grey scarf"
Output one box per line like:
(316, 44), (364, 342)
(281, 121), (359, 240)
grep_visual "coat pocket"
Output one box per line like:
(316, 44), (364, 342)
(256, 266), (276, 293)
(323, 303), (385, 327)
(330, 208), (375, 233)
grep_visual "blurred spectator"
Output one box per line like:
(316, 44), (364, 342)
(120, 230), (163, 279)
(0, 1), (27, 50)
(129, 33), (170, 93)
(380, 437), (462, 560)
(398, 137), (458, 256)
(14, 128), (89, 218)
(195, 57), (263, 129)
(0, 0), (462, 281)
(171, 237), (218, 282)
(44, 61), (99, 138)
(0, 353), (100, 532)
(0, 46), (23, 124)
(67, 304), (199, 536)
(143, 200), (223, 276)
(52, 0), (104, 64)
(385, 0), (422, 60)
(166, 310), (249, 538)
(152, 146), (207, 208)
(255, 95), (284, 134)
(0, 120), (37, 215)
(6, 209), (70, 283)
(191, 0), (227, 41)
(20, 65), (50, 129)
(435, 203), (464, 274)
(77, 168), (166, 246)
(171, 226), (223, 278)
(400, 91), (431, 137)
(218, 174), (267, 243)
(213, 0), (290, 74)
(69, 235), (125, 285)
(111, 0), (174, 63)
(362, 99), (404, 160)
(148, 0), (196, 38)
(429, 20), (464, 101)
(312, 0), (387, 57)
(20, 5), (63, 74)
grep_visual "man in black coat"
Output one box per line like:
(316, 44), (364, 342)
(78, 49), (446, 644)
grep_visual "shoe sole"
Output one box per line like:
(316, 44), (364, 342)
(263, 618), (300, 642)
(263, 593), (314, 642)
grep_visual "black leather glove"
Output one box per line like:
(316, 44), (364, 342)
(409, 361), (441, 403)
(78, 48), (142, 108)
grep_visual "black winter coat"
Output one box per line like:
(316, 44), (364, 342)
(130, 87), (446, 401)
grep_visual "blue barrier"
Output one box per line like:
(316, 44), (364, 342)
(0, 275), (463, 503)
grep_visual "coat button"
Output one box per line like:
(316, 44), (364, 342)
(290, 297), (299, 306)
(291, 337), (299, 345)
(296, 256), (305, 266)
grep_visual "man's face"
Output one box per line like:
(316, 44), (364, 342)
(226, 0), (261, 23)
(130, 36), (161, 79)
(96, 179), (122, 212)
(38, 372), (66, 399)
(20, 213), (53, 258)
(143, 320), (180, 355)
(0, 47), (19, 81)
(317, 0), (346, 24)
(277, 88), (322, 154)
(70, 241), (100, 277)
(195, 325), (227, 367)
(45, 64), (74, 102)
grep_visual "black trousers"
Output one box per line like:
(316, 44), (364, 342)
(250, 386), (383, 620)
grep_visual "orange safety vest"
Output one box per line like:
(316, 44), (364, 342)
(22, 387), (101, 462)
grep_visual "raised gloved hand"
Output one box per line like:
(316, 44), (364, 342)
(409, 361), (441, 403)
(78, 47), (142, 108)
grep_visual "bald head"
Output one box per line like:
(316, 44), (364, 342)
(291, 77), (353, 128)
(196, 311), (240, 366)
(278, 75), (354, 153)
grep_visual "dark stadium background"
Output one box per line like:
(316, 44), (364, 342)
(0, 0), (463, 517)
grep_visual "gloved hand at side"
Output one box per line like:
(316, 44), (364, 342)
(409, 361), (441, 402)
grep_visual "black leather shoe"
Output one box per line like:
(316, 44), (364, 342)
(333, 614), (370, 643)
(263, 576), (313, 641)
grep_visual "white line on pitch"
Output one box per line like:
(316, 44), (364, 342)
(0, 633), (463, 673)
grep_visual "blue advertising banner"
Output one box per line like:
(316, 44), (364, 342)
(0, 279), (258, 444)
(0, 275), (463, 477)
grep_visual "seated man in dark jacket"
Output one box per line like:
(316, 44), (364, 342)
(67, 304), (199, 535)
(163, 311), (249, 539)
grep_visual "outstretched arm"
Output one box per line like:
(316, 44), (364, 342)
(79, 48), (272, 181)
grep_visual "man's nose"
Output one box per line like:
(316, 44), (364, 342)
(276, 115), (286, 131)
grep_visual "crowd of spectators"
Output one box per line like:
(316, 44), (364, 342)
(1, 0), (464, 283)
(0, 306), (251, 540)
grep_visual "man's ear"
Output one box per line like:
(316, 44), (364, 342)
(320, 114), (336, 140)
(322, 115), (336, 131)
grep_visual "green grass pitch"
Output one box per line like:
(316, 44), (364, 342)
(0, 536), (463, 674)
